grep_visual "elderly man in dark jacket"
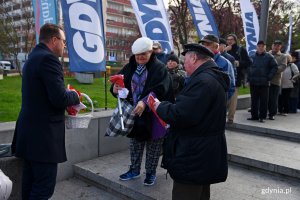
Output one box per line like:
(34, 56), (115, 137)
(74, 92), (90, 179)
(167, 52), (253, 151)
(248, 41), (278, 122)
(154, 44), (229, 200)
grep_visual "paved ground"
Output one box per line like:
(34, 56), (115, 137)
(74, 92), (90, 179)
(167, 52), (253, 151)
(227, 130), (300, 175)
(51, 177), (123, 200)
(45, 110), (300, 199)
(233, 109), (300, 133)
(73, 150), (300, 200)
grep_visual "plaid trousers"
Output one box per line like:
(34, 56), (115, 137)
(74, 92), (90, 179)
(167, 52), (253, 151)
(129, 137), (164, 174)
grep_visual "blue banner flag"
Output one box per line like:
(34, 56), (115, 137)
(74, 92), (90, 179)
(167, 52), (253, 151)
(61, 0), (106, 72)
(240, 0), (260, 56)
(286, 15), (293, 53)
(130, 0), (174, 54)
(186, 0), (219, 38)
(32, 0), (57, 43)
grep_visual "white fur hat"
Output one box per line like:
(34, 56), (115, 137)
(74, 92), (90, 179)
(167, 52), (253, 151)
(132, 37), (153, 54)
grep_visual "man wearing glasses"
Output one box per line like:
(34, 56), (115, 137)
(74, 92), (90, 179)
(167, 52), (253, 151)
(12, 23), (80, 199)
(225, 33), (252, 124)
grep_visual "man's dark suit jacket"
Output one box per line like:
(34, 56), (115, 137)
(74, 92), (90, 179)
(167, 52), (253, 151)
(12, 43), (79, 163)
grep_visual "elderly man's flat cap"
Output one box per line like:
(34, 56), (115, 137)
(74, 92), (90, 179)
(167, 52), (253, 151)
(199, 34), (219, 44)
(257, 40), (265, 45)
(181, 43), (214, 58)
(273, 40), (283, 45)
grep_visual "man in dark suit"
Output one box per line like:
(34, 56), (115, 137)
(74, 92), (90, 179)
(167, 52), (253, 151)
(12, 23), (80, 199)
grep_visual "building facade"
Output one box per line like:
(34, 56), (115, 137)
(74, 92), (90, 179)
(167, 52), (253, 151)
(0, 0), (140, 68)
(0, 0), (35, 63)
(105, 0), (140, 67)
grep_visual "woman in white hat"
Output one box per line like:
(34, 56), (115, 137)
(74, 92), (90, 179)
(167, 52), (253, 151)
(111, 37), (174, 186)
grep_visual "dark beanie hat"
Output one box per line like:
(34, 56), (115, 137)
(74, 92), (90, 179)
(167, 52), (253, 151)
(257, 40), (265, 45)
(227, 33), (238, 42)
(291, 51), (299, 59)
(167, 54), (179, 64)
(219, 38), (227, 45)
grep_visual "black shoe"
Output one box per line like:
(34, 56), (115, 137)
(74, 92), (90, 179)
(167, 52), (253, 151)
(269, 116), (275, 120)
(247, 117), (258, 120)
(259, 119), (265, 123)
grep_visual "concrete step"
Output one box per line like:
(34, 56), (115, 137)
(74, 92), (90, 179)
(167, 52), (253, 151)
(226, 130), (300, 179)
(51, 177), (123, 200)
(74, 151), (300, 200)
(226, 110), (300, 142)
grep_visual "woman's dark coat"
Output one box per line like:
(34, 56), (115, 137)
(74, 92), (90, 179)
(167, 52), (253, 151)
(110, 54), (174, 141)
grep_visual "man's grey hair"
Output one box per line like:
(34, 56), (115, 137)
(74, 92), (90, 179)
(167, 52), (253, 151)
(188, 51), (211, 61)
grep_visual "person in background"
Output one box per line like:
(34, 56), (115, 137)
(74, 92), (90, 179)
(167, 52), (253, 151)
(226, 33), (252, 121)
(268, 40), (287, 120)
(154, 43), (229, 200)
(247, 41), (278, 122)
(152, 41), (169, 64)
(111, 37), (173, 186)
(290, 51), (300, 112)
(12, 23), (80, 199)
(219, 38), (238, 124)
(226, 33), (252, 87)
(199, 34), (235, 100)
(279, 54), (299, 115)
(166, 54), (185, 97)
(219, 38), (236, 67)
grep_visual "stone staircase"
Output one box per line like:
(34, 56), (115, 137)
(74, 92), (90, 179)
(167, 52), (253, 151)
(50, 110), (300, 200)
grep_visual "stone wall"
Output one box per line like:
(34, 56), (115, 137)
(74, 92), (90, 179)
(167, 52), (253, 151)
(0, 110), (129, 200)
(0, 95), (250, 199)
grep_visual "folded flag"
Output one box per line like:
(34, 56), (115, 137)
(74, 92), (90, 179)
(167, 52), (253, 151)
(109, 74), (129, 99)
(109, 74), (125, 88)
(66, 84), (85, 116)
(147, 94), (167, 128)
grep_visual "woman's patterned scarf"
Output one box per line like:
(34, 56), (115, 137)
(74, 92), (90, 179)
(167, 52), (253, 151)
(131, 64), (148, 105)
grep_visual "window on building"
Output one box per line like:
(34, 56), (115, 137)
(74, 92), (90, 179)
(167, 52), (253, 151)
(107, 27), (122, 35)
(123, 29), (136, 36)
(107, 50), (117, 61)
(124, 17), (135, 24)
(107, 14), (122, 23)
(107, 2), (123, 11)
(124, 5), (133, 13)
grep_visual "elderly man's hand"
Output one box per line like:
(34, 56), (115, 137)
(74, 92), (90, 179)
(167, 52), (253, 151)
(133, 101), (146, 117)
(154, 99), (161, 110)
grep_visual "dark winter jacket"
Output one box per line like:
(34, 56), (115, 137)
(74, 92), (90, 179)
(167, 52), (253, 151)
(214, 53), (235, 99)
(221, 51), (237, 81)
(157, 60), (229, 185)
(12, 43), (80, 163)
(227, 44), (252, 86)
(248, 52), (278, 86)
(168, 68), (185, 97)
(155, 52), (169, 64)
(110, 54), (174, 141)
